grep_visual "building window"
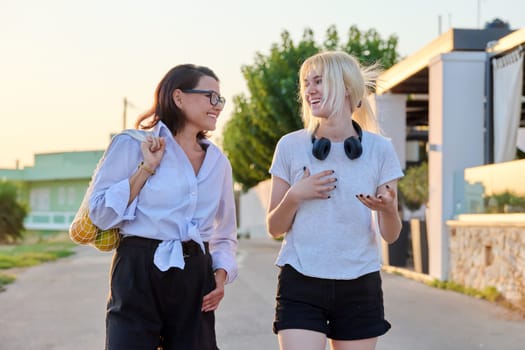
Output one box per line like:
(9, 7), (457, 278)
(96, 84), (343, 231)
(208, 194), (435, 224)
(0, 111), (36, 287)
(58, 187), (66, 205)
(30, 188), (50, 211)
(68, 187), (76, 205)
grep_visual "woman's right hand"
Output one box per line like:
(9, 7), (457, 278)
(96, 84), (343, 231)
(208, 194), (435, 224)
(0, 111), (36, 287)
(288, 167), (337, 203)
(267, 168), (336, 237)
(140, 135), (166, 170)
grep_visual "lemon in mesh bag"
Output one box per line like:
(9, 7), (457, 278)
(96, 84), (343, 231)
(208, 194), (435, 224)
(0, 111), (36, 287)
(92, 228), (121, 252)
(69, 207), (121, 251)
(69, 203), (121, 251)
(69, 206), (99, 245)
(69, 129), (148, 252)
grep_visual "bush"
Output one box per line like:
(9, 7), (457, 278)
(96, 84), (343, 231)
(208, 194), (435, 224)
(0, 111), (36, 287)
(398, 162), (428, 211)
(484, 191), (525, 213)
(0, 181), (28, 243)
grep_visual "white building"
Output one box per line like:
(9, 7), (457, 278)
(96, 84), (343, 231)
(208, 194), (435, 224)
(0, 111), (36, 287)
(238, 24), (525, 281)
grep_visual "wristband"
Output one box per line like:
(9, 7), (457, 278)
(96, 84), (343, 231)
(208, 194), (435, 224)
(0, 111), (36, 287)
(138, 161), (155, 176)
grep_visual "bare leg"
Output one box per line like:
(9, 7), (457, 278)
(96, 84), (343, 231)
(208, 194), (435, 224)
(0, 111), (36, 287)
(330, 337), (377, 350)
(278, 329), (327, 350)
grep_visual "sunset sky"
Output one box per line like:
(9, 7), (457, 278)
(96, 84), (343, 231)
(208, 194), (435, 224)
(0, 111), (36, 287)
(1, 0), (524, 168)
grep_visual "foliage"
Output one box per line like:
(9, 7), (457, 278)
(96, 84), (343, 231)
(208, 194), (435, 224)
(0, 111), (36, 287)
(222, 25), (400, 191)
(484, 190), (525, 213)
(0, 238), (75, 269)
(341, 25), (399, 68)
(0, 233), (76, 291)
(517, 147), (525, 159)
(398, 162), (428, 211)
(0, 181), (28, 243)
(0, 273), (15, 290)
(428, 279), (502, 302)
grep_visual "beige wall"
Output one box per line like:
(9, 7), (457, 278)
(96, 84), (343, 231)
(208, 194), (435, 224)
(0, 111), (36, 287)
(238, 179), (271, 238)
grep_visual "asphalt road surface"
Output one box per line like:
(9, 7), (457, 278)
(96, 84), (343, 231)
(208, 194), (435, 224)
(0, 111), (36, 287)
(1, 238), (524, 349)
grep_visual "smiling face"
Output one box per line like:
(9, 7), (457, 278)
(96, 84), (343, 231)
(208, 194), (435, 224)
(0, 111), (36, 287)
(300, 52), (367, 133)
(175, 75), (224, 133)
(303, 69), (331, 119)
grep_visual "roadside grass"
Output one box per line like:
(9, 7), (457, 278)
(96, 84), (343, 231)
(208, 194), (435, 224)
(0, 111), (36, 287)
(427, 279), (525, 317)
(428, 279), (502, 302)
(0, 232), (76, 291)
(384, 265), (524, 317)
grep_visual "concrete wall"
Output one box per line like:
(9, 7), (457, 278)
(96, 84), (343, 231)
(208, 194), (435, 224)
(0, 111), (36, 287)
(448, 219), (525, 311)
(238, 179), (271, 238)
(370, 94), (407, 169)
(428, 51), (487, 279)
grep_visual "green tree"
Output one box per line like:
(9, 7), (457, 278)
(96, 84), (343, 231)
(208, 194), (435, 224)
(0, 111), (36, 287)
(0, 181), (28, 243)
(342, 26), (399, 68)
(222, 25), (400, 191)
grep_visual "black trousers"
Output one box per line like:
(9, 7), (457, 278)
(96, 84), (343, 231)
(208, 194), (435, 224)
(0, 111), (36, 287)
(105, 237), (218, 350)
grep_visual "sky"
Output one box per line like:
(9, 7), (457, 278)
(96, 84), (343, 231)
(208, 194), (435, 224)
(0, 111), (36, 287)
(1, 0), (525, 169)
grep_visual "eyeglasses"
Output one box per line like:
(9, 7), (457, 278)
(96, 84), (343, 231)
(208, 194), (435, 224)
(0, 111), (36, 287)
(182, 89), (226, 107)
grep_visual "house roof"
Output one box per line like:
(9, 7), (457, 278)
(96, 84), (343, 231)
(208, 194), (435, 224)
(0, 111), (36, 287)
(376, 27), (516, 127)
(0, 150), (104, 181)
(377, 27), (513, 95)
(488, 27), (525, 54)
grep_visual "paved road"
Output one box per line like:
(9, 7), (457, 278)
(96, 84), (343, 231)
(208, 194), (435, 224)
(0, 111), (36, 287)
(0, 238), (524, 349)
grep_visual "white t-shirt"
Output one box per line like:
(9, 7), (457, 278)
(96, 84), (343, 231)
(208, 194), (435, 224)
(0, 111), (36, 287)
(269, 128), (404, 280)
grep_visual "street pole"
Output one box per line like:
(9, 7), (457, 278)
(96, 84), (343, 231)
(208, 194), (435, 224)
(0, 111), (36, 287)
(123, 97), (127, 130)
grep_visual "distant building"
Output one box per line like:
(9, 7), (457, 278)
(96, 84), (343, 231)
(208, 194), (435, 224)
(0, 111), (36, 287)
(0, 150), (103, 233)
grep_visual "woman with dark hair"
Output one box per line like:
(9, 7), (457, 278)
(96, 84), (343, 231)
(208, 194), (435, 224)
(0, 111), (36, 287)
(89, 64), (238, 350)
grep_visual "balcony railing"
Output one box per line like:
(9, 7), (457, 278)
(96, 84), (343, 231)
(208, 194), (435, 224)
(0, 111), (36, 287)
(24, 211), (77, 231)
(454, 159), (525, 216)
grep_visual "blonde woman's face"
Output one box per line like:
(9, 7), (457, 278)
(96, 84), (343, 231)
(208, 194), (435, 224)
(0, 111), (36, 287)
(303, 69), (330, 118)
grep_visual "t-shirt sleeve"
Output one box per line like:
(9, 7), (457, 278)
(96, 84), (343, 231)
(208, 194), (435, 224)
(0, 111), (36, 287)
(269, 136), (291, 184)
(378, 138), (404, 186)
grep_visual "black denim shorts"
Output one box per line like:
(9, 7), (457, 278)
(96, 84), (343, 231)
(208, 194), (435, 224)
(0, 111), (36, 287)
(273, 265), (391, 340)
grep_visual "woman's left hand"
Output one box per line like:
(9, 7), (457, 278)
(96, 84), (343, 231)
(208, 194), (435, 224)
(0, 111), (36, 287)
(356, 183), (397, 213)
(201, 269), (227, 312)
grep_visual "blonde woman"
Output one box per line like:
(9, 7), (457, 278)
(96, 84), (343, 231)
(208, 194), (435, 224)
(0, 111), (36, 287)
(267, 51), (403, 350)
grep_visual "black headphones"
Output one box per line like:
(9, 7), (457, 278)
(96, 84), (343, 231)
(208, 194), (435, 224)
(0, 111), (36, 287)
(311, 120), (363, 160)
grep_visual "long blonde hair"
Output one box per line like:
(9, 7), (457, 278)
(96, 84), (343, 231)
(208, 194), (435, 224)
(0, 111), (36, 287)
(299, 51), (381, 134)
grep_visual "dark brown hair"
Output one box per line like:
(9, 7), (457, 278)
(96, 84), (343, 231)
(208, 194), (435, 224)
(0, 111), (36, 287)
(135, 64), (219, 139)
